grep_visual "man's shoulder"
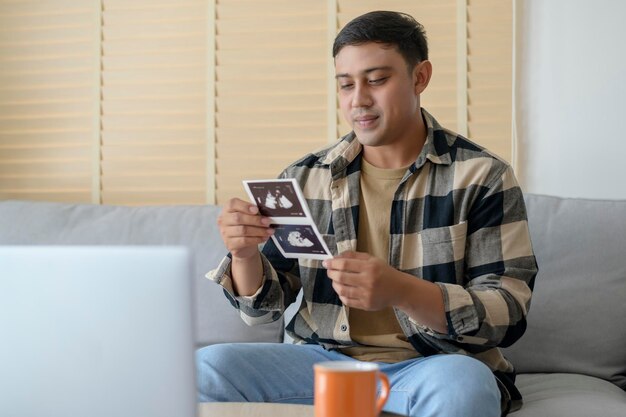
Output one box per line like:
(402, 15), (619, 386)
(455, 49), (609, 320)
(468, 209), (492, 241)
(443, 128), (510, 170)
(425, 109), (510, 174)
(436, 127), (514, 191)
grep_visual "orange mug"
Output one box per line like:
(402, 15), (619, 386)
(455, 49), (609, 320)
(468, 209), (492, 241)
(314, 361), (390, 417)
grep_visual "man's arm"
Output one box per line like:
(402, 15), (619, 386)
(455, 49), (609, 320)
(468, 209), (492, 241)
(325, 165), (537, 347)
(324, 252), (448, 333)
(433, 165), (537, 347)
(208, 197), (303, 326)
(230, 254), (263, 296)
(208, 198), (280, 325)
(216, 198), (273, 296)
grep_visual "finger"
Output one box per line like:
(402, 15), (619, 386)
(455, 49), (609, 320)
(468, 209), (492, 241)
(323, 257), (362, 273)
(332, 282), (378, 311)
(326, 269), (360, 286)
(331, 281), (362, 304)
(229, 236), (272, 250)
(221, 211), (272, 228)
(225, 197), (259, 215)
(222, 224), (275, 239)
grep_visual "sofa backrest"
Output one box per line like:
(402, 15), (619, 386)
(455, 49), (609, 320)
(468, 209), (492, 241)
(0, 200), (285, 347)
(4, 195), (625, 386)
(503, 194), (626, 389)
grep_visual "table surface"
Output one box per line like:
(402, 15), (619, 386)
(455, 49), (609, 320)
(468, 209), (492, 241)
(198, 402), (405, 417)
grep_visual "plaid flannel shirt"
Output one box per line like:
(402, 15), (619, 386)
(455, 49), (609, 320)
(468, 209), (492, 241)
(208, 108), (538, 413)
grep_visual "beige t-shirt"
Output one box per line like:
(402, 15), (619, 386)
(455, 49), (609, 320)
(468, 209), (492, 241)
(340, 159), (419, 363)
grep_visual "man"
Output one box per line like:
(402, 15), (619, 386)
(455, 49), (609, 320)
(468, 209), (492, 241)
(197, 10), (537, 417)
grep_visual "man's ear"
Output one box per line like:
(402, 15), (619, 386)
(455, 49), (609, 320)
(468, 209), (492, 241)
(413, 60), (432, 95)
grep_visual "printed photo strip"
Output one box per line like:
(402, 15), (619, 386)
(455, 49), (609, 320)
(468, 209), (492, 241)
(243, 179), (332, 260)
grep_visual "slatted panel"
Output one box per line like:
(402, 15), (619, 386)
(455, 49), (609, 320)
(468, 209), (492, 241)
(0, 0), (99, 202)
(0, 1), (514, 206)
(100, 0), (208, 205)
(467, 0), (512, 161)
(214, 0), (328, 205)
(336, 0), (459, 137)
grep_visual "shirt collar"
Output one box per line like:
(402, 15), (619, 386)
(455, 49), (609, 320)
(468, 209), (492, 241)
(416, 108), (453, 168)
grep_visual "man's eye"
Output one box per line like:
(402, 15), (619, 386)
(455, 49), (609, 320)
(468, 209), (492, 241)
(369, 77), (388, 85)
(340, 83), (354, 90)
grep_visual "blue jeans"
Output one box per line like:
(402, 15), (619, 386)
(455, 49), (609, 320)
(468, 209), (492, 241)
(196, 343), (500, 417)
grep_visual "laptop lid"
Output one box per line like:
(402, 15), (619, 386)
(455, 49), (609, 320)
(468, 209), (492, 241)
(0, 246), (196, 417)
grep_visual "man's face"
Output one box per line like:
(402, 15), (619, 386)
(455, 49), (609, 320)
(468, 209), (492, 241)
(334, 42), (422, 148)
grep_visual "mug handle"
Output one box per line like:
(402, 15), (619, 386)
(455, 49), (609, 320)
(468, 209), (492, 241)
(375, 371), (391, 416)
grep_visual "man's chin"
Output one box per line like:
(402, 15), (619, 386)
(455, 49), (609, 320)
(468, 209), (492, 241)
(354, 132), (383, 147)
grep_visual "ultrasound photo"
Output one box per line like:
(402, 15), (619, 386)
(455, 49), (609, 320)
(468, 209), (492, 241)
(244, 178), (331, 259)
(271, 224), (331, 259)
(244, 180), (306, 218)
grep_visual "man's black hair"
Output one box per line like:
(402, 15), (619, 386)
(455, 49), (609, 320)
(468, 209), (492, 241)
(332, 11), (428, 70)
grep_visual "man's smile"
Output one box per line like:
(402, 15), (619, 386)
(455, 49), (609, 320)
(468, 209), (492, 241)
(353, 114), (380, 128)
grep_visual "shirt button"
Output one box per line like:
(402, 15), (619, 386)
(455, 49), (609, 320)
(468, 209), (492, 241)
(340, 324), (347, 332)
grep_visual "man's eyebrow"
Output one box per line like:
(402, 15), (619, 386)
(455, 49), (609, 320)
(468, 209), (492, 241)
(335, 66), (393, 79)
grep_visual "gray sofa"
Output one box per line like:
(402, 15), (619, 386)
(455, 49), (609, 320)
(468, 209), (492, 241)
(1, 194), (625, 416)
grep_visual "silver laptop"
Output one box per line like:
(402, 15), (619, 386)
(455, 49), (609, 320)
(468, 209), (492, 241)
(0, 246), (197, 417)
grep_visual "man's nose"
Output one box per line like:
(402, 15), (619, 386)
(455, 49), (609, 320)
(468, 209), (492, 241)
(352, 84), (373, 108)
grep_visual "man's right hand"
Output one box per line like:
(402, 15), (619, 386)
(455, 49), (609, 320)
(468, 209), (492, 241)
(217, 198), (274, 260)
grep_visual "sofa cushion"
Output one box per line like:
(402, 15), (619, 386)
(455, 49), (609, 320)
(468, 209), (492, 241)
(503, 194), (626, 389)
(512, 373), (626, 416)
(0, 200), (285, 347)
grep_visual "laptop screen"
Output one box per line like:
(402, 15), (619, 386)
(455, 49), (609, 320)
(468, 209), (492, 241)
(0, 246), (197, 417)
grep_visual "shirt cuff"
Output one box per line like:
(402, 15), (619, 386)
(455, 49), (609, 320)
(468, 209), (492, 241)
(205, 256), (266, 305)
(436, 282), (480, 336)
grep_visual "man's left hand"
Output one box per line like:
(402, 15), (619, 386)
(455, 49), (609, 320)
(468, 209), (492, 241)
(323, 251), (403, 311)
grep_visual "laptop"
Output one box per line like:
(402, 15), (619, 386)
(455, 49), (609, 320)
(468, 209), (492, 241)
(0, 246), (197, 417)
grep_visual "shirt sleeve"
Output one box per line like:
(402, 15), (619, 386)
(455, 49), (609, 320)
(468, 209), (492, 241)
(435, 164), (538, 348)
(206, 238), (302, 326)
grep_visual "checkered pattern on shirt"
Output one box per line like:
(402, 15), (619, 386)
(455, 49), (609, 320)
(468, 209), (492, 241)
(208, 108), (538, 411)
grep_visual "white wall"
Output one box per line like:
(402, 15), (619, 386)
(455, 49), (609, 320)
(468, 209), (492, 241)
(514, 0), (626, 199)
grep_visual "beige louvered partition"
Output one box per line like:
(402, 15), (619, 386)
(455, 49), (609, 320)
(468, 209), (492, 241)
(214, 0), (329, 205)
(467, 0), (512, 161)
(0, 1), (100, 202)
(0, 1), (514, 206)
(101, 0), (209, 205)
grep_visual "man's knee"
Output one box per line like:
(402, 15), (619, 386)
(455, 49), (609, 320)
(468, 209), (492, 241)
(195, 343), (253, 402)
(410, 355), (500, 417)
(196, 343), (239, 372)
(432, 354), (497, 385)
(195, 343), (324, 403)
